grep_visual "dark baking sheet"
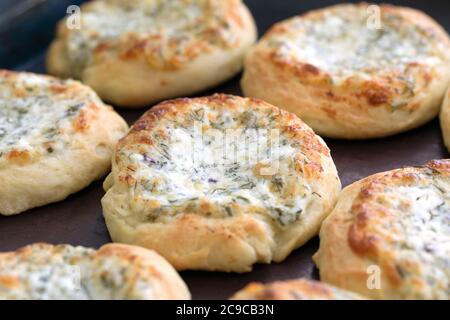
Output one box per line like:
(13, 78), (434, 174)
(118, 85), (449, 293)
(0, 0), (449, 300)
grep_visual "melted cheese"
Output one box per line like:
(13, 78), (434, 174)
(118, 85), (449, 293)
(0, 73), (90, 158)
(66, 0), (239, 74)
(0, 245), (156, 300)
(123, 107), (312, 226)
(381, 180), (450, 298)
(265, 4), (447, 83)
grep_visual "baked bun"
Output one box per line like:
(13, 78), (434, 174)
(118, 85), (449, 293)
(102, 94), (341, 272)
(230, 279), (365, 300)
(0, 243), (190, 300)
(440, 86), (450, 152)
(313, 160), (450, 299)
(0, 70), (128, 215)
(242, 3), (450, 139)
(47, 0), (257, 107)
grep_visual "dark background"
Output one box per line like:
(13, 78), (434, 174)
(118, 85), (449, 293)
(0, 0), (449, 299)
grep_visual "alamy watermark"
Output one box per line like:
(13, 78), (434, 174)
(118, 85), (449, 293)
(66, 265), (82, 291)
(66, 5), (81, 30)
(367, 265), (381, 290)
(366, 4), (382, 30)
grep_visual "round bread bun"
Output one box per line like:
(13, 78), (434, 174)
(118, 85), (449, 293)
(47, 0), (257, 108)
(440, 85), (450, 152)
(0, 243), (190, 300)
(313, 160), (450, 299)
(230, 279), (365, 300)
(241, 3), (450, 139)
(101, 94), (341, 272)
(0, 70), (128, 216)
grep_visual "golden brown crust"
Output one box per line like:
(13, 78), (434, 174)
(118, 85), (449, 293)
(440, 85), (450, 152)
(242, 3), (450, 139)
(94, 243), (191, 299)
(47, 0), (257, 107)
(230, 279), (366, 300)
(0, 70), (128, 215)
(102, 94), (341, 272)
(125, 94), (330, 158)
(0, 243), (190, 300)
(314, 160), (450, 299)
(69, 0), (247, 71)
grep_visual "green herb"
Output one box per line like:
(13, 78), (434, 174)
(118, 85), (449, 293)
(225, 206), (233, 216)
(66, 103), (84, 117)
(272, 176), (284, 192)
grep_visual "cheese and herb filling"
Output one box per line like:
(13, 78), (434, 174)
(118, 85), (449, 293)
(348, 166), (450, 299)
(264, 4), (448, 83)
(379, 179), (450, 297)
(65, 0), (242, 75)
(0, 244), (157, 300)
(120, 105), (315, 226)
(0, 73), (95, 160)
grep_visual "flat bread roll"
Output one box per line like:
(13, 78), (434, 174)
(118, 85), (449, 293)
(242, 3), (450, 139)
(0, 243), (190, 300)
(102, 94), (341, 272)
(0, 70), (128, 215)
(314, 160), (450, 299)
(230, 279), (365, 300)
(47, 0), (257, 107)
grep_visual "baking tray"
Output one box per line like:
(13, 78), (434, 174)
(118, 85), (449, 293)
(0, 0), (448, 300)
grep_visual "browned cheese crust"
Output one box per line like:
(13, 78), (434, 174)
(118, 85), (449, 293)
(242, 3), (450, 139)
(314, 160), (450, 299)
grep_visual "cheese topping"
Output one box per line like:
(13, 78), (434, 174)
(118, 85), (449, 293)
(0, 245), (156, 300)
(0, 245), (93, 299)
(376, 178), (450, 298)
(66, 0), (242, 74)
(122, 106), (313, 226)
(0, 73), (93, 159)
(264, 4), (448, 83)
